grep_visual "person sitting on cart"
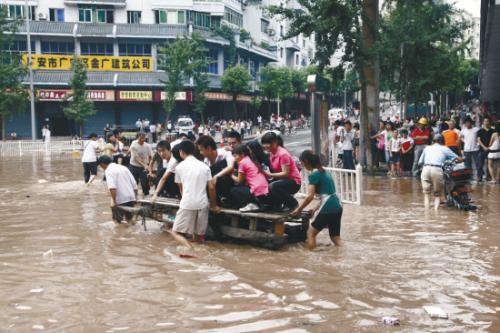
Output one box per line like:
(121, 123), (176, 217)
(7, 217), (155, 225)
(151, 141), (181, 200)
(261, 132), (302, 212)
(418, 134), (464, 210)
(291, 150), (342, 249)
(196, 135), (236, 203)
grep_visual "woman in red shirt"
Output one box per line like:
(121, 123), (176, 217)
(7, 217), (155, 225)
(261, 132), (302, 212)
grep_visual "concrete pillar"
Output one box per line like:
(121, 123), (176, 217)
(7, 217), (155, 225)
(74, 38), (81, 56)
(217, 48), (224, 75)
(151, 43), (158, 71)
(113, 41), (119, 56)
(34, 37), (41, 54)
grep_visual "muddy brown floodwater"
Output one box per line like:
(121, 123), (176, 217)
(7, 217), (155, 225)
(0, 155), (499, 333)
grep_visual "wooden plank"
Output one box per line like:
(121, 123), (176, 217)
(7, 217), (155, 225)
(249, 218), (257, 231)
(231, 216), (239, 228)
(220, 225), (279, 241)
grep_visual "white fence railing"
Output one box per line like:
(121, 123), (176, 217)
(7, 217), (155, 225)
(299, 164), (363, 205)
(0, 140), (85, 156)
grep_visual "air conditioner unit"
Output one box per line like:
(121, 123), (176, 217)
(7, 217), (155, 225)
(38, 13), (48, 20)
(267, 28), (275, 36)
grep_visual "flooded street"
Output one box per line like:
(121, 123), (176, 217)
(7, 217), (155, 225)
(1, 155), (499, 332)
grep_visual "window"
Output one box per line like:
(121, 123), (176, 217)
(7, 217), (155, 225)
(280, 47), (283, 58)
(295, 54), (299, 66)
(249, 60), (256, 79)
(261, 19), (269, 34)
(41, 41), (74, 55)
(79, 6), (113, 23)
(3, 40), (35, 55)
(206, 49), (218, 74)
(119, 43), (151, 56)
(49, 9), (65, 22)
(127, 11), (141, 24)
(280, 25), (284, 37)
(177, 11), (185, 24)
(155, 10), (186, 24)
(97, 8), (114, 23)
(78, 6), (92, 22)
(187, 11), (212, 28)
(7, 5), (35, 20)
(80, 42), (113, 56)
(224, 7), (242, 27)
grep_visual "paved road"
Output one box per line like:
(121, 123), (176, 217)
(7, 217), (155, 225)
(281, 129), (312, 156)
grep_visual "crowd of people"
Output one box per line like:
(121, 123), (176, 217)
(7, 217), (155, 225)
(329, 112), (500, 184)
(81, 127), (343, 250)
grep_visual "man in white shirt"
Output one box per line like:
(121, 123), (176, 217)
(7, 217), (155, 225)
(169, 140), (220, 248)
(97, 155), (138, 224)
(129, 132), (153, 195)
(42, 125), (51, 151)
(82, 133), (100, 184)
(339, 120), (355, 170)
(460, 117), (480, 173)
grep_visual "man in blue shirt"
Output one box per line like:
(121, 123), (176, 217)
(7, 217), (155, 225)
(418, 134), (463, 210)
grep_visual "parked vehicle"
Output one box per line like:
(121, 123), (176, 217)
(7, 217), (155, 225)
(175, 117), (194, 135)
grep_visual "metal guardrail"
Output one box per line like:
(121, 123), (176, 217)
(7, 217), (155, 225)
(299, 165), (363, 205)
(0, 140), (85, 156)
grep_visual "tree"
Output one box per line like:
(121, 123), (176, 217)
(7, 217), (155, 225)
(213, 25), (237, 67)
(379, 1), (469, 116)
(0, 8), (27, 140)
(158, 38), (192, 122)
(63, 58), (95, 138)
(188, 34), (211, 124)
(258, 66), (293, 116)
(158, 35), (211, 123)
(268, 1), (380, 171)
(221, 65), (251, 116)
(290, 68), (307, 99)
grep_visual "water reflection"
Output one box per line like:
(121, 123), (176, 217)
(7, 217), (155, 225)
(0, 155), (499, 332)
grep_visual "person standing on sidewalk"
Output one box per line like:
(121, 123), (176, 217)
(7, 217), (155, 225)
(339, 120), (355, 170)
(477, 117), (494, 182)
(411, 117), (432, 176)
(82, 133), (100, 184)
(129, 133), (153, 196)
(460, 117), (480, 179)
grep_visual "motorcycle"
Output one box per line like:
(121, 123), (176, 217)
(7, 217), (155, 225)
(443, 161), (476, 211)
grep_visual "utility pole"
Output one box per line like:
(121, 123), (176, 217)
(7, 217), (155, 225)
(25, 0), (36, 140)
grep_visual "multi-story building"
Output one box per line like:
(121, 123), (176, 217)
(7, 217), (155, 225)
(480, 0), (500, 115)
(1, 0), (315, 138)
(462, 11), (480, 60)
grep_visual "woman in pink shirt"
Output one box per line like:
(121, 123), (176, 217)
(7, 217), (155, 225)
(261, 132), (302, 212)
(230, 145), (272, 212)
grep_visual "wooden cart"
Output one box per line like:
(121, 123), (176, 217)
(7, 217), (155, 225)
(122, 198), (309, 250)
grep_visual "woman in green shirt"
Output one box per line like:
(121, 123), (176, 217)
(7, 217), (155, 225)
(291, 150), (343, 249)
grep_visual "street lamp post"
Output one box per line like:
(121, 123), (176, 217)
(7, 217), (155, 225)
(25, 0), (36, 140)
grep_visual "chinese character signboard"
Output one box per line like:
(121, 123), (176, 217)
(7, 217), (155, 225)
(37, 89), (114, 101)
(117, 91), (153, 101)
(154, 91), (192, 102)
(23, 55), (153, 72)
(204, 92), (252, 102)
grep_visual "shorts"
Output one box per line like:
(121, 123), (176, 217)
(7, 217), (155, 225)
(390, 152), (401, 164)
(311, 209), (343, 237)
(173, 208), (209, 236)
(111, 201), (135, 223)
(420, 166), (443, 196)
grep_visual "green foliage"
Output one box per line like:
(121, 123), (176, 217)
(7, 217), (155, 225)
(290, 68), (307, 96)
(158, 34), (211, 121)
(63, 58), (95, 137)
(221, 65), (251, 114)
(258, 66), (293, 101)
(212, 25), (237, 66)
(0, 7), (28, 139)
(250, 96), (262, 110)
(239, 29), (251, 42)
(379, 1), (470, 105)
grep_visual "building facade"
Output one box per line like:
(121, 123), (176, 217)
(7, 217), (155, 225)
(480, 0), (500, 116)
(1, 0), (315, 138)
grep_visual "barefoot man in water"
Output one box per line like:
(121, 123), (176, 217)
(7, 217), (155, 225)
(97, 155), (138, 224)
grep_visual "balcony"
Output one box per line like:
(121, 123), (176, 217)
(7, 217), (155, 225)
(64, 0), (126, 7)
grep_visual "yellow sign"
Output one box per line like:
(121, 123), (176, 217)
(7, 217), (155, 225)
(118, 91), (152, 101)
(23, 54), (153, 72)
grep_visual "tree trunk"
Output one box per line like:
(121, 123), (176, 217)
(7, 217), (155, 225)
(1, 114), (5, 141)
(232, 96), (238, 118)
(79, 123), (83, 139)
(360, 0), (380, 174)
